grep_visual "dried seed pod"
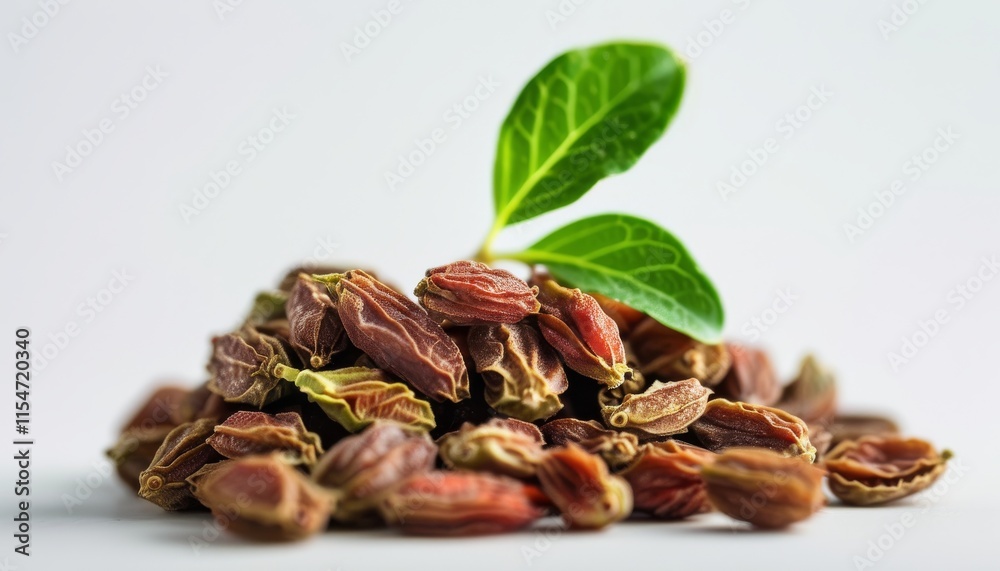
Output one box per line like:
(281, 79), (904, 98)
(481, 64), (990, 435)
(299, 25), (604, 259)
(324, 270), (470, 403)
(533, 277), (633, 388)
(276, 365), (435, 432)
(536, 444), (633, 529)
(286, 273), (349, 369)
(313, 422), (437, 523)
(207, 411), (323, 466)
(778, 354), (837, 426)
(701, 447), (825, 529)
(415, 260), (540, 325)
(207, 324), (294, 407)
(138, 418), (223, 510)
(106, 425), (175, 493)
(824, 436), (952, 506)
(468, 322), (568, 422)
(591, 293), (647, 340)
(437, 418), (545, 478)
(628, 317), (731, 386)
(691, 399), (817, 462)
(189, 454), (334, 541)
(380, 471), (542, 536)
(121, 385), (190, 430)
(620, 441), (716, 519)
(540, 418), (641, 470)
(827, 414), (899, 447)
(600, 378), (711, 437)
(715, 344), (781, 405)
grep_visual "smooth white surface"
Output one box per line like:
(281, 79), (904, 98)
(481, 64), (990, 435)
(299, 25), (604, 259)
(1, 1), (998, 569)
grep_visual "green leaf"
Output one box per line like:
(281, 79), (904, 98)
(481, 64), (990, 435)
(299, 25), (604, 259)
(491, 42), (685, 230)
(506, 214), (723, 343)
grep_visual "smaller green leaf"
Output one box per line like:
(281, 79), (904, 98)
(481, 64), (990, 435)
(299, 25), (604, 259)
(275, 365), (435, 432)
(507, 214), (724, 343)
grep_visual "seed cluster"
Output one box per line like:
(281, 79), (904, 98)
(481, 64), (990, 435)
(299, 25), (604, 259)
(107, 261), (950, 540)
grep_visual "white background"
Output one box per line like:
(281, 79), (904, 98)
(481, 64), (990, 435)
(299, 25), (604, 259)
(1, 1), (998, 569)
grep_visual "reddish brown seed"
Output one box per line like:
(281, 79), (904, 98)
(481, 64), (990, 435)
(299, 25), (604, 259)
(701, 448), (826, 529)
(437, 418), (545, 478)
(600, 378), (712, 437)
(330, 270), (470, 403)
(468, 322), (568, 422)
(691, 399), (817, 462)
(189, 454), (334, 541)
(827, 414), (899, 448)
(138, 418), (224, 511)
(380, 471), (542, 536)
(540, 418), (641, 470)
(628, 317), (731, 387)
(286, 273), (349, 369)
(415, 260), (540, 325)
(716, 344), (781, 405)
(536, 444), (633, 529)
(620, 441), (716, 519)
(207, 411), (323, 466)
(207, 324), (294, 407)
(313, 422), (437, 523)
(534, 277), (632, 388)
(824, 435), (952, 506)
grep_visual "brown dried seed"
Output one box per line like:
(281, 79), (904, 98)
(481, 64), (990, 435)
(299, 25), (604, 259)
(138, 418), (224, 510)
(415, 260), (540, 325)
(600, 378), (711, 437)
(326, 270), (470, 403)
(533, 277), (633, 388)
(120, 385), (190, 430)
(536, 444), (633, 529)
(778, 354), (837, 426)
(207, 324), (294, 407)
(716, 344), (781, 406)
(106, 426), (175, 493)
(827, 414), (899, 447)
(540, 418), (641, 470)
(628, 317), (731, 386)
(468, 322), (567, 422)
(207, 411), (323, 466)
(437, 419), (545, 479)
(287, 273), (349, 369)
(701, 447), (825, 529)
(620, 441), (716, 519)
(189, 454), (334, 541)
(380, 471), (542, 536)
(313, 422), (437, 523)
(823, 435), (952, 506)
(691, 399), (817, 462)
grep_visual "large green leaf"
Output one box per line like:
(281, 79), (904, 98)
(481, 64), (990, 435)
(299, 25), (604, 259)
(492, 42), (685, 229)
(509, 214), (723, 343)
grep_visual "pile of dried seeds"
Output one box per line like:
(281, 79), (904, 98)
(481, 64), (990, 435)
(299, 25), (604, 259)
(107, 261), (951, 540)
